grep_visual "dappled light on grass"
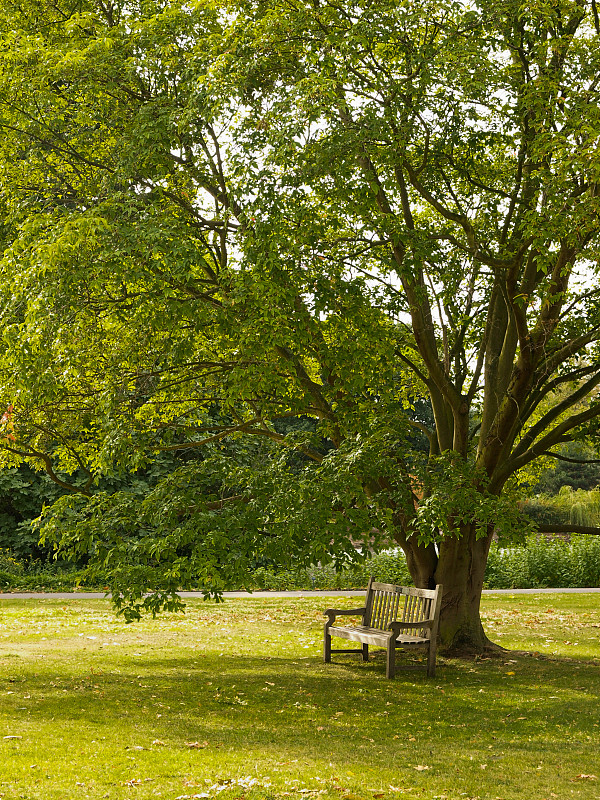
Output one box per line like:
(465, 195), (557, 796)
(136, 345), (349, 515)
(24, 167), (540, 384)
(0, 596), (599, 800)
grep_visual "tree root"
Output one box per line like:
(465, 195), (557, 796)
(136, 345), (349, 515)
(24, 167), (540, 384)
(440, 637), (507, 659)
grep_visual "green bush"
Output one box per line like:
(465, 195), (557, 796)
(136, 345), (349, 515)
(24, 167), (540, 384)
(520, 499), (569, 527)
(2, 536), (599, 593)
(484, 535), (600, 589)
(250, 550), (413, 591)
(0, 549), (103, 591)
(250, 536), (600, 591)
(0, 570), (92, 591)
(0, 548), (24, 575)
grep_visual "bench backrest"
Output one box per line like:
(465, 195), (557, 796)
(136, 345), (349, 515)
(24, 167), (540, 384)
(363, 579), (442, 639)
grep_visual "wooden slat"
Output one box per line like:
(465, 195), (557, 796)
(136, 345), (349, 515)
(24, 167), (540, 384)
(388, 590), (395, 628)
(371, 581), (400, 592)
(329, 625), (393, 647)
(392, 592), (400, 626)
(329, 625), (429, 647)
(378, 590), (387, 628)
(382, 590), (391, 629)
(394, 633), (429, 644)
(410, 597), (416, 633)
(402, 586), (438, 599)
(406, 594), (415, 624)
(407, 595), (414, 626)
(417, 598), (425, 636)
(374, 591), (380, 627)
(372, 591), (381, 628)
(376, 591), (384, 628)
(422, 598), (431, 637)
(363, 576), (375, 626)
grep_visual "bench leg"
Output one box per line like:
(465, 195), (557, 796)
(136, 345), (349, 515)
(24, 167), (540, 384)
(362, 643), (369, 662)
(386, 639), (396, 679)
(427, 641), (436, 677)
(323, 626), (332, 663)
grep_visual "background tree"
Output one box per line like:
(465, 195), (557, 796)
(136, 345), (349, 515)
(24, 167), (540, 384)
(1, 0), (600, 647)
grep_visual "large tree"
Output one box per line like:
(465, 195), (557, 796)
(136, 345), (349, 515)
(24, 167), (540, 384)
(1, 0), (600, 647)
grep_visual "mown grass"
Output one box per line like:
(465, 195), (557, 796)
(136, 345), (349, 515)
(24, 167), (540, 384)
(0, 594), (599, 800)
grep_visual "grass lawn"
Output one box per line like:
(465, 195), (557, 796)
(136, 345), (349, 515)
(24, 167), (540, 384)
(0, 593), (599, 800)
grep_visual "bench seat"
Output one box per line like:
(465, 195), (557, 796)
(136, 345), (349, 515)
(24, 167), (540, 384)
(328, 624), (430, 648)
(323, 579), (443, 679)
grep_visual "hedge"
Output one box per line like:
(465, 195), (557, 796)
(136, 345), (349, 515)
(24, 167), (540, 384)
(1, 535), (599, 592)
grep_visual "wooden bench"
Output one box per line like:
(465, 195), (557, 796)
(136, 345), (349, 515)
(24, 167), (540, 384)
(323, 579), (443, 678)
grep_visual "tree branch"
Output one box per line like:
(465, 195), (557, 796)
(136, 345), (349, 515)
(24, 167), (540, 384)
(540, 450), (600, 465)
(535, 524), (600, 536)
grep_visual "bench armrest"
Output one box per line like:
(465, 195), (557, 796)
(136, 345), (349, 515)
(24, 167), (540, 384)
(324, 607), (366, 623)
(389, 619), (434, 634)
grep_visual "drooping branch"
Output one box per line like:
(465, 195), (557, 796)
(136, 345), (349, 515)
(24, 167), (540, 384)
(520, 362), (600, 428)
(0, 442), (92, 496)
(511, 369), (600, 462)
(536, 524), (600, 536)
(501, 401), (600, 480)
(541, 450), (600, 465)
(158, 419), (325, 463)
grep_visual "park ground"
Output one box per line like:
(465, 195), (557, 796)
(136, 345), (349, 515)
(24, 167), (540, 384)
(0, 594), (599, 800)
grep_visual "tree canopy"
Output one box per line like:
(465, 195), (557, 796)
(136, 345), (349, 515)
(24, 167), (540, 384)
(1, 0), (600, 646)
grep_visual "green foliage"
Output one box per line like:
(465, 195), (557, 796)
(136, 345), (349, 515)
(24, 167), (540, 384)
(484, 536), (600, 589)
(0, 454), (197, 564)
(533, 442), (600, 494)
(412, 454), (534, 544)
(522, 487), (600, 529)
(254, 537), (600, 591)
(0, 467), (66, 559)
(252, 549), (413, 591)
(0, 546), (95, 589)
(37, 439), (403, 617)
(1, 0), (600, 644)
(520, 498), (569, 527)
(2, 535), (600, 591)
(0, 547), (24, 576)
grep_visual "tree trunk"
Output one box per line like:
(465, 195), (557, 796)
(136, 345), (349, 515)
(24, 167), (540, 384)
(399, 522), (496, 654)
(433, 526), (495, 653)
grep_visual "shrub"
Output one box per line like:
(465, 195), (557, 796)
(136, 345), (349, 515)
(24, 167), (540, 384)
(251, 536), (600, 591)
(483, 535), (600, 589)
(250, 550), (412, 591)
(0, 548), (24, 576)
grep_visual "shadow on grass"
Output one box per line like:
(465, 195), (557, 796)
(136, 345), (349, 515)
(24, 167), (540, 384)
(4, 647), (599, 765)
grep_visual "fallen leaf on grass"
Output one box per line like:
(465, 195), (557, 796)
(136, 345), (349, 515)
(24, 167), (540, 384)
(124, 778), (142, 787)
(152, 740), (166, 746)
(185, 741), (209, 749)
(414, 765), (430, 771)
(176, 794), (210, 799)
(572, 774), (597, 781)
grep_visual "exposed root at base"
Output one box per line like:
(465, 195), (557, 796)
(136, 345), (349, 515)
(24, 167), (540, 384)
(440, 639), (507, 659)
